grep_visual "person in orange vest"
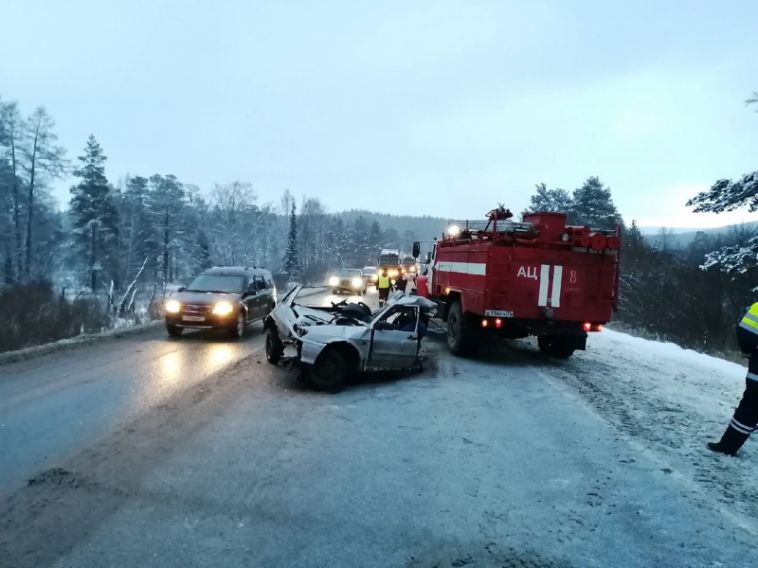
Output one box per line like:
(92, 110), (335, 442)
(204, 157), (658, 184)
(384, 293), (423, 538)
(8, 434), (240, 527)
(708, 302), (758, 456)
(377, 269), (391, 307)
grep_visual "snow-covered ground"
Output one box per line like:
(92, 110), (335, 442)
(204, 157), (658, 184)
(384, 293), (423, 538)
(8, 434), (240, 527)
(508, 329), (758, 531)
(2, 297), (756, 566)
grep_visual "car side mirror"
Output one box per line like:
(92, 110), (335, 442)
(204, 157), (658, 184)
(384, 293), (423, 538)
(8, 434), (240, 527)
(177, 286), (186, 292)
(243, 289), (257, 298)
(412, 241), (420, 259)
(423, 252), (432, 264)
(375, 321), (390, 331)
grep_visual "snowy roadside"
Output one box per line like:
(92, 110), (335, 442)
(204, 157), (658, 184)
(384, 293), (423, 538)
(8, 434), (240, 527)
(0, 286), (326, 367)
(511, 329), (758, 532)
(0, 320), (163, 366)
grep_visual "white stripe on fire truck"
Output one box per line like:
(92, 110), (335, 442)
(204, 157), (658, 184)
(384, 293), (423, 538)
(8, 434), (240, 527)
(435, 262), (487, 276)
(551, 265), (563, 308)
(538, 265), (550, 307)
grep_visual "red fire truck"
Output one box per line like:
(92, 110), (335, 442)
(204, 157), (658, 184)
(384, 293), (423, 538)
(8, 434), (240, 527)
(418, 206), (620, 358)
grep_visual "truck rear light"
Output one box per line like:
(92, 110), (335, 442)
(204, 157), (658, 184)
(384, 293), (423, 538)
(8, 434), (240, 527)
(592, 323), (604, 332)
(582, 321), (591, 332)
(495, 318), (502, 328)
(481, 319), (489, 328)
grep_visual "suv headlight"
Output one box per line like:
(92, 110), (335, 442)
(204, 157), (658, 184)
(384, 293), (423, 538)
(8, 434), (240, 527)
(329, 276), (339, 286)
(351, 277), (363, 288)
(165, 300), (181, 314)
(212, 301), (234, 316)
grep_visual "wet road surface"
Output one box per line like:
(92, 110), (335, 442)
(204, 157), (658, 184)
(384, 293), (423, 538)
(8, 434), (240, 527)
(1, 287), (756, 567)
(0, 287), (350, 493)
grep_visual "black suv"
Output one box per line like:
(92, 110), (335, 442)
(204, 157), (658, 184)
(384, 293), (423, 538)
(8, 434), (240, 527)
(164, 267), (276, 338)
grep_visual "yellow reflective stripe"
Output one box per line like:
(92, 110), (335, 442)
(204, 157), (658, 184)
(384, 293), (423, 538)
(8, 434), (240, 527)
(749, 303), (758, 317)
(744, 312), (758, 324)
(740, 320), (758, 334)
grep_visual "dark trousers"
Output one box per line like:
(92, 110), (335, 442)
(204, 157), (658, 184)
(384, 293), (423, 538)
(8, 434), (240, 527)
(378, 287), (389, 301)
(729, 377), (758, 437)
(717, 356), (758, 453)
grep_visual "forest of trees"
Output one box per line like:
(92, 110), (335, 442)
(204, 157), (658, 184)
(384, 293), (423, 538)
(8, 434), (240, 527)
(1, 92), (755, 354)
(0, 94), (433, 350)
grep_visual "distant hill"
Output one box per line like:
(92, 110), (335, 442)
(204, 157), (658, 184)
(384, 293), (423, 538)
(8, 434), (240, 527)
(642, 221), (758, 249)
(336, 209), (449, 242)
(333, 211), (758, 251)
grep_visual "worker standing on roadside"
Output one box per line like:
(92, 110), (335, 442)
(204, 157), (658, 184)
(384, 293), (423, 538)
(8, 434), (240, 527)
(377, 269), (391, 307)
(708, 302), (758, 456)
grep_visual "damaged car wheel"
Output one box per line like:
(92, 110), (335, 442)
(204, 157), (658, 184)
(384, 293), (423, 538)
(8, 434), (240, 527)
(265, 328), (284, 365)
(309, 347), (352, 392)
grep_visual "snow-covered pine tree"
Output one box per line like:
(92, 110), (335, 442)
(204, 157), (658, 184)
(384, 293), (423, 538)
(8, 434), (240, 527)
(571, 177), (621, 229)
(121, 176), (156, 283)
(0, 99), (24, 283)
(368, 221), (382, 253)
(525, 183), (574, 216)
(687, 95), (757, 279)
(146, 174), (185, 287)
(283, 202), (300, 280)
(69, 135), (119, 291)
(21, 107), (66, 282)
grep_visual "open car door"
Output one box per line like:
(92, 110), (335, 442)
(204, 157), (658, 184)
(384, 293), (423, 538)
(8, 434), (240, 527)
(367, 305), (420, 370)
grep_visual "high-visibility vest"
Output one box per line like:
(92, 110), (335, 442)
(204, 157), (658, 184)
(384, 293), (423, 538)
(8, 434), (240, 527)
(739, 303), (758, 335)
(377, 275), (390, 289)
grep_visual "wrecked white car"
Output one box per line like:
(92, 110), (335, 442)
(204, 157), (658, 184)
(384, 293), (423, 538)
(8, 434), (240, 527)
(264, 286), (437, 391)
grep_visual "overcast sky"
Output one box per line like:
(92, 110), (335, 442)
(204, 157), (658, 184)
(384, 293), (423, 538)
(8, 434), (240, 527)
(2, 0), (756, 228)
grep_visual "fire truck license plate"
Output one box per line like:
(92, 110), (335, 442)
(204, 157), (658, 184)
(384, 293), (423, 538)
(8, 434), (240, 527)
(485, 310), (513, 317)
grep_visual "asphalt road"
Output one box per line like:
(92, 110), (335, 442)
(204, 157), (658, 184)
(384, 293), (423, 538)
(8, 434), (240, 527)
(1, 288), (756, 567)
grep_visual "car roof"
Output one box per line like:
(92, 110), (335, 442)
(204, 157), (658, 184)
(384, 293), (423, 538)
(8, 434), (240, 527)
(201, 266), (271, 277)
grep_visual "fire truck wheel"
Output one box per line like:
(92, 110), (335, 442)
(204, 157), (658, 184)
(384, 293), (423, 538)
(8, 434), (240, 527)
(309, 347), (352, 392)
(446, 301), (478, 356)
(538, 335), (575, 359)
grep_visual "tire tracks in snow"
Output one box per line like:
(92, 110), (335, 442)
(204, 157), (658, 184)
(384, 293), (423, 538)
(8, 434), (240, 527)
(504, 338), (758, 537)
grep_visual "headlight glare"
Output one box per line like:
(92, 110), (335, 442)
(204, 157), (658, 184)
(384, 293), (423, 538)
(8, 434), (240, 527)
(165, 300), (181, 314)
(351, 277), (363, 288)
(329, 276), (339, 286)
(212, 301), (234, 316)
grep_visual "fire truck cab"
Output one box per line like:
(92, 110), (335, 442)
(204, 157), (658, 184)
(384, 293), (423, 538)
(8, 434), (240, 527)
(422, 207), (620, 358)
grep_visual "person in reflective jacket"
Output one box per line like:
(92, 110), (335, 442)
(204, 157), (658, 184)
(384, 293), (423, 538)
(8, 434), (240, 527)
(377, 270), (391, 307)
(707, 302), (758, 456)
